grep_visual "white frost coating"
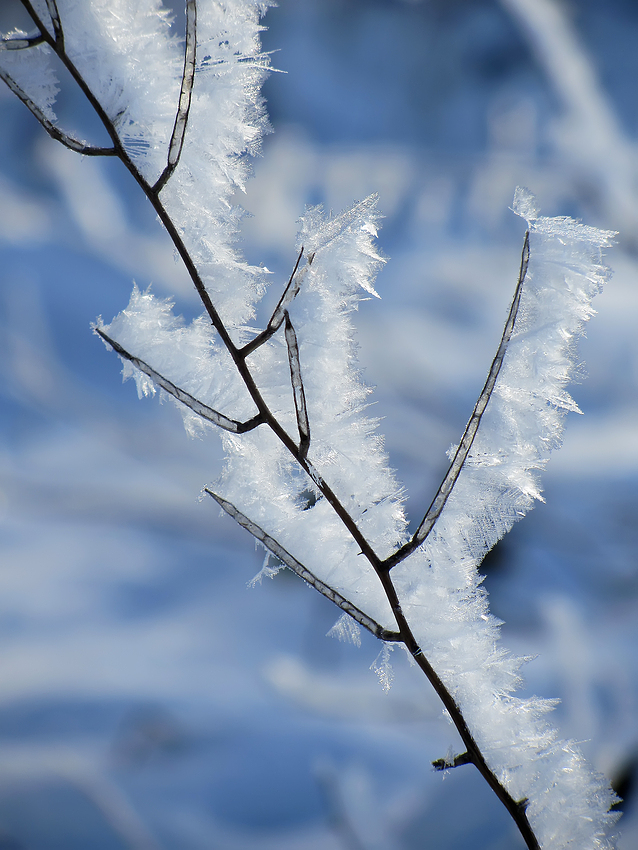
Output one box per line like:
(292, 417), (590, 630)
(393, 189), (617, 849)
(48, 0), (272, 329)
(247, 552), (285, 587)
(370, 643), (394, 693)
(328, 613), (362, 648)
(158, 0), (274, 327)
(99, 284), (255, 438)
(215, 196), (405, 631)
(52, 0), (182, 178)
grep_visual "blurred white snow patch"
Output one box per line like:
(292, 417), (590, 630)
(263, 655), (437, 722)
(314, 759), (401, 850)
(236, 125), (415, 253)
(327, 612), (361, 647)
(38, 142), (193, 297)
(549, 408), (638, 476)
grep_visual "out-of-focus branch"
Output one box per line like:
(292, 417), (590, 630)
(500, 0), (638, 242)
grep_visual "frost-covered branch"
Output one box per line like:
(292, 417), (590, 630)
(284, 311), (311, 458)
(383, 230), (530, 571)
(44, 0), (63, 46)
(0, 30), (45, 49)
(153, 0), (196, 193)
(432, 751), (473, 771)
(240, 247), (309, 357)
(2, 4), (620, 850)
(0, 67), (115, 155)
(94, 327), (264, 434)
(205, 489), (401, 643)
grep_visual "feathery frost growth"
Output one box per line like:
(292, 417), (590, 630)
(1, 2), (619, 848)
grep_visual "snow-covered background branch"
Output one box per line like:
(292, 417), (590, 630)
(1, 1), (637, 848)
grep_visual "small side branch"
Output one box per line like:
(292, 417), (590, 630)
(0, 30), (45, 50)
(205, 489), (401, 643)
(153, 0), (197, 194)
(284, 311), (310, 458)
(95, 328), (263, 434)
(432, 751), (473, 771)
(0, 68), (116, 156)
(240, 248), (308, 357)
(383, 230), (530, 571)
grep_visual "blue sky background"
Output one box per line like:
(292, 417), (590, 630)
(1, 1), (638, 848)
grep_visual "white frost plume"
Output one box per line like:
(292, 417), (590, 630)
(393, 187), (617, 850)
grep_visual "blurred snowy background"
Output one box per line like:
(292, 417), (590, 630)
(1, 0), (638, 847)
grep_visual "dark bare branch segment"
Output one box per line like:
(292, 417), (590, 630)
(383, 230), (530, 571)
(240, 247), (308, 357)
(45, 0), (63, 46)
(284, 311), (310, 457)
(153, 0), (197, 193)
(0, 67), (116, 156)
(95, 328), (264, 434)
(432, 751), (473, 771)
(205, 489), (402, 643)
(0, 30), (45, 49)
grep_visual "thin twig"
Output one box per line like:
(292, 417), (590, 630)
(432, 751), (473, 771)
(0, 68), (116, 156)
(205, 489), (402, 643)
(95, 328), (264, 434)
(284, 311), (310, 457)
(240, 247), (308, 357)
(153, 0), (197, 193)
(383, 230), (530, 571)
(0, 30), (45, 49)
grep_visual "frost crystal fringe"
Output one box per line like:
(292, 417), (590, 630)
(392, 188), (618, 849)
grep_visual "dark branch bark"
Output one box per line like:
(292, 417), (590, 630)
(153, 0), (197, 193)
(372, 564), (539, 850)
(95, 328), (264, 434)
(284, 311), (310, 458)
(382, 230), (530, 572)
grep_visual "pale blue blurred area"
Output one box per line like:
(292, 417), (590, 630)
(1, 0), (638, 848)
